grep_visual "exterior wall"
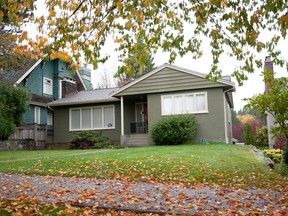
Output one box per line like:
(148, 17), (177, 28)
(116, 68), (226, 96)
(22, 105), (34, 124)
(147, 88), (226, 144)
(22, 105), (48, 125)
(53, 102), (121, 144)
(78, 68), (91, 90)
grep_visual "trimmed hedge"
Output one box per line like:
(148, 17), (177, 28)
(70, 131), (112, 149)
(151, 114), (198, 145)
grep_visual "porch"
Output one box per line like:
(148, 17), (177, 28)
(120, 95), (151, 147)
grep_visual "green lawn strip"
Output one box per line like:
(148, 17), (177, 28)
(0, 149), (101, 161)
(0, 144), (286, 189)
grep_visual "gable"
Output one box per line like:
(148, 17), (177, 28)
(113, 66), (231, 97)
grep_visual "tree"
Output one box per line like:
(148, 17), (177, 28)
(116, 37), (156, 84)
(244, 124), (255, 146)
(1, 1), (287, 81)
(245, 70), (288, 169)
(0, 82), (31, 140)
(0, 0), (36, 71)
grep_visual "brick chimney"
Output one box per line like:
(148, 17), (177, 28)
(62, 78), (77, 98)
(264, 56), (274, 95)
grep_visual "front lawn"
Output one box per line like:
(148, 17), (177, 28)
(0, 149), (100, 161)
(0, 144), (286, 189)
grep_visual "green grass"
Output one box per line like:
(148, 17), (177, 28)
(0, 144), (287, 189)
(0, 149), (100, 161)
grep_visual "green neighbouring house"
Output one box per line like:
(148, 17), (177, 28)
(0, 58), (91, 149)
(48, 64), (235, 147)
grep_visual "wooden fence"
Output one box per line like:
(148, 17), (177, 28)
(8, 124), (53, 149)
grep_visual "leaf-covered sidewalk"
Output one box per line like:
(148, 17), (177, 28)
(0, 173), (287, 214)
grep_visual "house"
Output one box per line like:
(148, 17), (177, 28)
(0, 58), (91, 149)
(49, 64), (235, 147)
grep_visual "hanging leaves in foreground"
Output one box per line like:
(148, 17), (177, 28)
(0, 0), (288, 81)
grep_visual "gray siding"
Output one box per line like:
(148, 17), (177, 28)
(115, 68), (226, 96)
(147, 88), (226, 143)
(53, 102), (121, 144)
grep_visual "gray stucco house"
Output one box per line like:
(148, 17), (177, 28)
(49, 64), (235, 147)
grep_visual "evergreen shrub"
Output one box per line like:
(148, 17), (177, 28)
(70, 131), (112, 149)
(151, 114), (198, 145)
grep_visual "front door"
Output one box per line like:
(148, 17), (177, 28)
(135, 102), (148, 133)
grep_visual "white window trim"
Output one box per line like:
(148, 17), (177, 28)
(43, 77), (53, 95)
(34, 106), (41, 124)
(161, 92), (208, 116)
(69, 105), (115, 131)
(47, 112), (53, 126)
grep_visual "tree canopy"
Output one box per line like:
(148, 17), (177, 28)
(0, 0), (287, 83)
(245, 70), (288, 167)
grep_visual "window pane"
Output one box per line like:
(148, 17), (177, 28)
(174, 96), (183, 114)
(93, 108), (102, 128)
(162, 96), (172, 115)
(82, 108), (91, 129)
(196, 94), (206, 111)
(43, 78), (52, 95)
(71, 110), (80, 129)
(47, 112), (53, 125)
(104, 107), (113, 128)
(185, 95), (195, 113)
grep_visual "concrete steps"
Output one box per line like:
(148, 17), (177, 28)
(125, 134), (149, 147)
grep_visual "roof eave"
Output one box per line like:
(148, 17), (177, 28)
(49, 98), (120, 107)
(14, 55), (47, 85)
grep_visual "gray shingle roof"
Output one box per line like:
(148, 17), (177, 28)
(0, 59), (37, 83)
(48, 88), (120, 106)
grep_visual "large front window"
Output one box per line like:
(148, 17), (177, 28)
(70, 105), (115, 131)
(161, 92), (208, 115)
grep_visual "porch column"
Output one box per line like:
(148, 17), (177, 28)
(120, 96), (125, 146)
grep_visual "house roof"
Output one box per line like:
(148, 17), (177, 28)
(48, 88), (120, 107)
(30, 94), (54, 107)
(0, 59), (39, 83)
(111, 64), (235, 97)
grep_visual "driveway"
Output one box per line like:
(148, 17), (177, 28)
(0, 173), (287, 214)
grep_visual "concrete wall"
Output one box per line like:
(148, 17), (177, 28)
(0, 140), (36, 150)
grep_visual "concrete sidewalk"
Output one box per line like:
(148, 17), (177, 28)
(0, 173), (287, 214)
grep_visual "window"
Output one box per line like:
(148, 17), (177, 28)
(161, 92), (208, 115)
(70, 105), (115, 131)
(47, 112), (53, 125)
(35, 106), (41, 124)
(43, 77), (53, 95)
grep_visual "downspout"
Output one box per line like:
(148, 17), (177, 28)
(223, 87), (234, 143)
(120, 96), (125, 146)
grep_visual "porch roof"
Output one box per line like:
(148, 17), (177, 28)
(48, 88), (120, 107)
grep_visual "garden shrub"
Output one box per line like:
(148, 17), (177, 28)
(275, 136), (286, 150)
(255, 126), (268, 149)
(263, 149), (283, 163)
(244, 124), (255, 145)
(151, 114), (198, 145)
(70, 131), (111, 149)
(0, 83), (30, 140)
